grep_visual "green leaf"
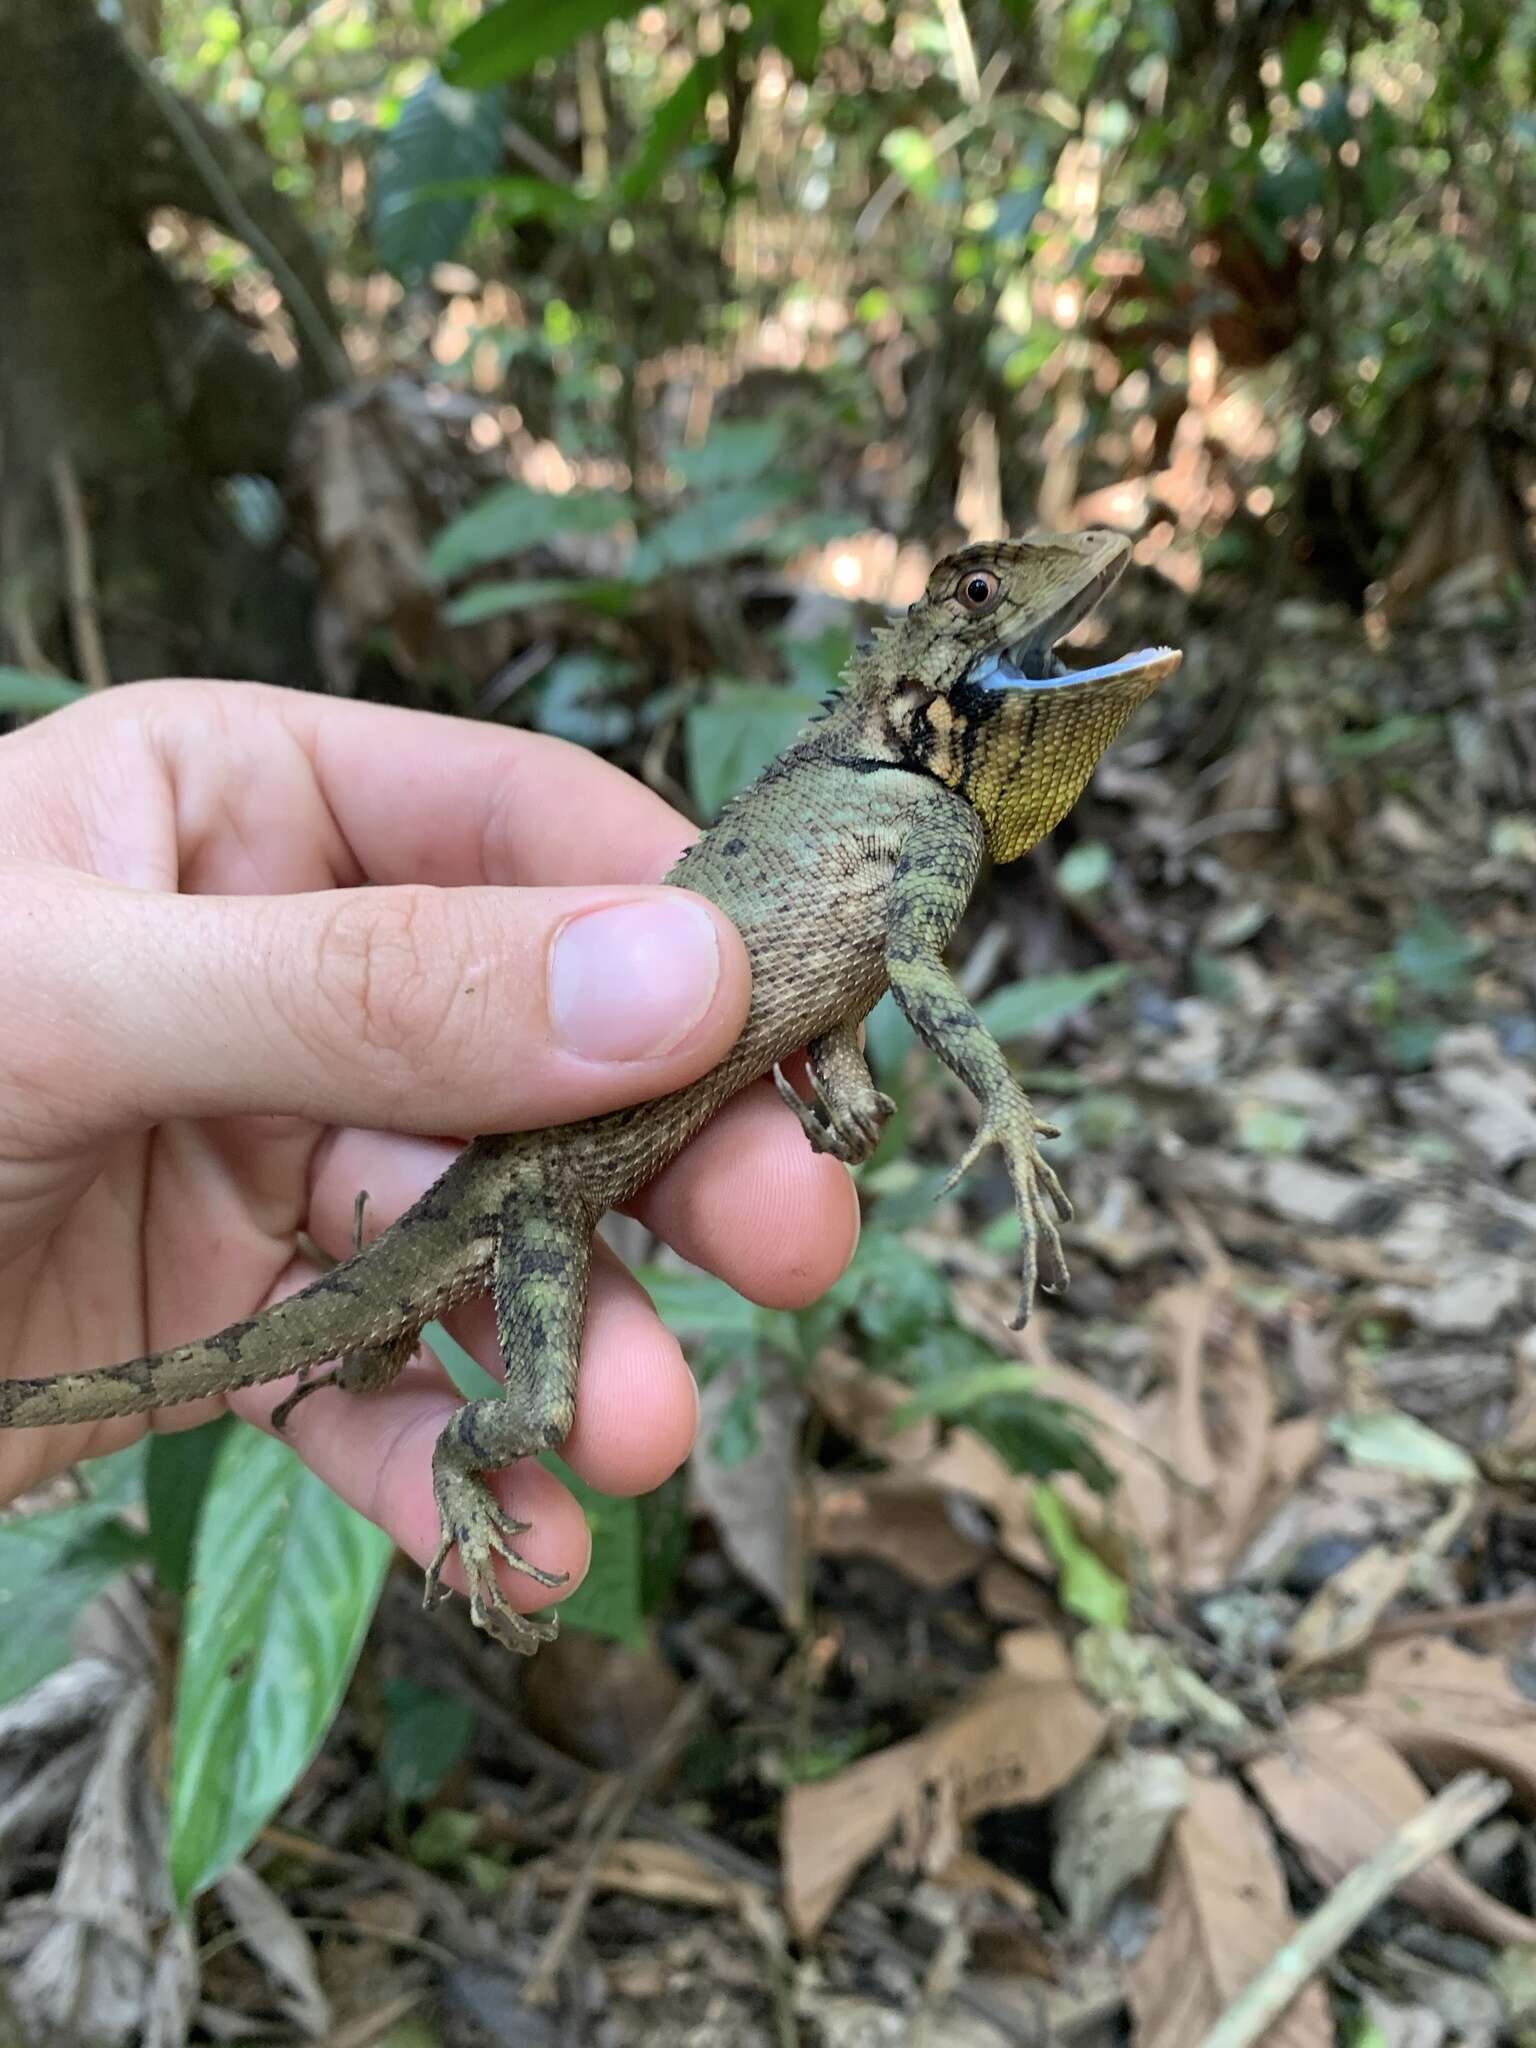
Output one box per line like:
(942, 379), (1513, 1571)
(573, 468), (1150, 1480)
(1392, 904), (1483, 997)
(169, 1426), (392, 1902)
(823, 1229), (952, 1349)
(639, 1471), (690, 1618)
(863, 989), (916, 1083)
(684, 682), (819, 818)
(380, 1679), (476, 1804)
(1324, 713), (1434, 764)
(146, 1418), (234, 1596)
(628, 478), (804, 582)
(409, 1807), (481, 1868)
(1327, 1410), (1477, 1486)
(535, 652), (636, 748)
(755, 509), (866, 557)
(79, 1441), (148, 1511)
(537, 1455), (643, 1648)
(1033, 1483), (1129, 1627)
(763, 0), (823, 77)
(1235, 1103), (1309, 1156)
(370, 75), (507, 280)
(446, 0), (644, 88)
(880, 126), (939, 202)
(890, 1362), (1040, 1426)
(1280, 18), (1328, 96)
(423, 1322), (500, 1401)
(1056, 841), (1113, 897)
(448, 174), (589, 228)
(619, 55), (718, 204)
(429, 484), (633, 584)
(0, 1507), (149, 1705)
(0, 667), (86, 713)
(976, 965), (1129, 1041)
(444, 575), (637, 626)
(672, 419), (787, 490)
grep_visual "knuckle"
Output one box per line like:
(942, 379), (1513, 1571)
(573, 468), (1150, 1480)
(301, 888), (472, 1084)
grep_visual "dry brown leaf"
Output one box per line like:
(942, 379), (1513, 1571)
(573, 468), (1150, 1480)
(692, 1355), (805, 1626)
(808, 1347), (937, 1464)
(582, 1839), (753, 1911)
(1352, 1637), (1536, 1805)
(1284, 1492), (1473, 1674)
(919, 1427), (1051, 1576)
(1012, 1326), (1178, 1580)
(1246, 1708), (1536, 1948)
(289, 379), (504, 692)
(813, 1474), (990, 1590)
(1126, 1767), (1334, 2048)
(782, 1646), (1105, 1939)
(1139, 1283), (1275, 1591)
(927, 1848), (1040, 1915)
(975, 1559), (1060, 1628)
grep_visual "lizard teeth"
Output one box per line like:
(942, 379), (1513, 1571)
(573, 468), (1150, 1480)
(971, 643), (1178, 692)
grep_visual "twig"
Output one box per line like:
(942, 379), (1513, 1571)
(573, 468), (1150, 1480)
(47, 453), (111, 692)
(124, 44), (349, 391)
(320, 1991), (425, 2048)
(1364, 1593), (1536, 1647)
(0, 468), (59, 677)
(522, 1684), (708, 2006)
(935, 0), (981, 105)
(457, 1670), (1047, 2042)
(503, 115), (576, 188)
(1196, 1770), (1510, 2048)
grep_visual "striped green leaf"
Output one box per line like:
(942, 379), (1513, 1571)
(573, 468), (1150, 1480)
(168, 1425), (391, 1901)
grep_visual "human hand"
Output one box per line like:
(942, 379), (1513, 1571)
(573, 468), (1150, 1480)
(0, 681), (858, 1619)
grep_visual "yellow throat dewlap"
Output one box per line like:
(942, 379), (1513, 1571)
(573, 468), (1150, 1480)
(951, 661), (1168, 866)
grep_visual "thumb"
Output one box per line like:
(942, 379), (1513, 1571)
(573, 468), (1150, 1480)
(7, 863), (751, 1144)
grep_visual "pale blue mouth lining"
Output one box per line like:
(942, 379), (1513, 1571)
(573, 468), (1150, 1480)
(971, 646), (1172, 692)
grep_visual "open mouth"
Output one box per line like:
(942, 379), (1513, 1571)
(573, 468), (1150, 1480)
(969, 561), (1180, 693)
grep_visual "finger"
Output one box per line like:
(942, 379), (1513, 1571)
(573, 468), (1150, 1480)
(307, 1074), (860, 1315)
(111, 680), (695, 890)
(8, 863), (750, 1141)
(626, 1078), (860, 1308)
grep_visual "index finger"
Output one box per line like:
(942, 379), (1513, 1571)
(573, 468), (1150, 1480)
(152, 680), (699, 890)
(286, 687), (697, 888)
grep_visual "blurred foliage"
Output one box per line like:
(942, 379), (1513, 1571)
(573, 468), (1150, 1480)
(146, 0), (1534, 585)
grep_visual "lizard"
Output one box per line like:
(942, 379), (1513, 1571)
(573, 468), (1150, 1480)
(0, 529), (1179, 1655)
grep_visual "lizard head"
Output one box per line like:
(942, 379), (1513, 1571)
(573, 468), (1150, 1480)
(855, 530), (1181, 863)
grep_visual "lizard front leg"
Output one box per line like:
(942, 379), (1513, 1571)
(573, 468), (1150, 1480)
(773, 1022), (895, 1165)
(426, 1181), (589, 1655)
(887, 805), (1072, 1324)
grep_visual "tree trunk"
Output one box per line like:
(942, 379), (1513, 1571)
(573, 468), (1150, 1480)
(0, 0), (344, 684)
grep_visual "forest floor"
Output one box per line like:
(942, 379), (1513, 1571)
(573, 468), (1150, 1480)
(5, 548), (1536, 2048)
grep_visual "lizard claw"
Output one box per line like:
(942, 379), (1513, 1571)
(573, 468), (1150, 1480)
(941, 1098), (1073, 1323)
(427, 1469), (567, 1658)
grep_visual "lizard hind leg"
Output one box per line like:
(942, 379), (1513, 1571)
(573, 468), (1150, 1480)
(772, 1022), (895, 1165)
(426, 1188), (590, 1657)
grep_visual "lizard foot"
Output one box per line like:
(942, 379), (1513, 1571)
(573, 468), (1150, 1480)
(942, 1098), (1073, 1323)
(427, 1465), (566, 1657)
(772, 1062), (895, 1165)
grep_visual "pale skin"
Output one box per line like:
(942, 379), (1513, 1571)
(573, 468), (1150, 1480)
(0, 681), (859, 1618)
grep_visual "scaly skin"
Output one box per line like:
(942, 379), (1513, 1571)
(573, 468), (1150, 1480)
(0, 531), (1180, 1654)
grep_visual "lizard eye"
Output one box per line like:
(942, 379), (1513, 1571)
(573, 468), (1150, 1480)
(955, 569), (1001, 614)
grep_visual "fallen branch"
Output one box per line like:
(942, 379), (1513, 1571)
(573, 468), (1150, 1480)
(523, 1684), (707, 2007)
(1197, 1770), (1511, 2048)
